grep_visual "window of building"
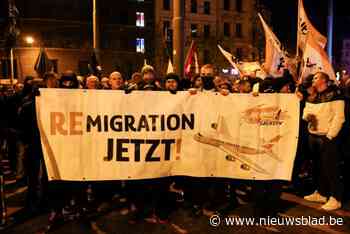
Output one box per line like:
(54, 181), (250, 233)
(224, 0), (230, 11)
(204, 1), (211, 15)
(120, 11), (128, 24)
(252, 52), (256, 60)
(236, 23), (242, 38)
(224, 22), (230, 37)
(236, 47), (243, 59)
(191, 24), (198, 37)
(204, 24), (210, 38)
(236, 0), (242, 12)
(0, 59), (18, 79)
(78, 60), (89, 76)
(136, 12), (145, 27)
(163, 0), (170, 10)
(165, 29), (173, 44)
(191, 0), (197, 13)
(204, 49), (210, 64)
(136, 38), (145, 53)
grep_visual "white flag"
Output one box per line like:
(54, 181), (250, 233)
(217, 45), (241, 76)
(238, 61), (263, 77)
(300, 35), (335, 81)
(194, 52), (200, 74)
(298, 0), (327, 53)
(258, 13), (296, 78)
(166, 58), (174, 74)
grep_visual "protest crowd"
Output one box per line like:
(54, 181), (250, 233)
(0, 61), (350, 231)
(0, 0), (348, 231)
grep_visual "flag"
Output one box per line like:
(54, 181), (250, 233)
(300, 35), (335, 81)
(34, 48), (52, 76)
(194, 51), (199, 74)
(238, 61), (263, 77)
(297, 0), (327, 53)
(217, 45), (241, 76)
(88, 49), (102, 77)
(258, 13), (296, 78)
(184, 41), (198, 76)
(166, 58), (174, 74)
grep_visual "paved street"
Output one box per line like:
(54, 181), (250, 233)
(1, 159), (350, 234)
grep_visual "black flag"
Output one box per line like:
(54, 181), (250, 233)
(34, 48), (52, 76)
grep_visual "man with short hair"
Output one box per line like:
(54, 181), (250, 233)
(303, 72), (344, 211)
(239, 79), (252, 93)
(109, 71), (124, 90)
(100, 77), (110, 89)
(138, 65), (161, 91)
(43, 72), (58, 88)
(199, 64), (215, 91)
(85, 75), (99, 89)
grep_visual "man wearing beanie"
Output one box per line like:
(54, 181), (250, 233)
(164, 73), (181, 93)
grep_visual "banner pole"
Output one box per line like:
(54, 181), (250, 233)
(10, 48), (14, 85)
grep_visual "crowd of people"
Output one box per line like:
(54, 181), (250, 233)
(1, 64), (350, 230)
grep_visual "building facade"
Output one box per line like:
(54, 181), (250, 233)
(154, 0), (269, 76)
(341, 39), (350, 73)
(0, 0), (154, 82)
(0, 0), (269, 82)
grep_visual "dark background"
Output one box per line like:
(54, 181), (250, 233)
(262, 0), (349, 63)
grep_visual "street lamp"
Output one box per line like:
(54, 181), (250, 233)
(25, 36), (34, 45)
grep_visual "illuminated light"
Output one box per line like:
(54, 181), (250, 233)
(25, 36), (34, 44)
(136, 12), (145, 27)
(222, 69), (229, 73)
(136, 38), (145, 53)
(231, 68), (239, 75)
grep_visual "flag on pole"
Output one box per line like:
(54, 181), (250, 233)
(217, 45), (241, 76)
(300, 35), (335, 81)
(238, 61), (264, 77)
(34, 48), (52, 76)
(258, 13), (296, 78)
(88, 49), (102, 77)
(166, 58), (174, 74)
(184, 41), (198, 76)
(297, 0), (327, 53)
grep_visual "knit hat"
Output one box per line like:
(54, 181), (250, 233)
(164, 73), (180, 83)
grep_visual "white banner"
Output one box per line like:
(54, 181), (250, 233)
(36, 89), (300, 181)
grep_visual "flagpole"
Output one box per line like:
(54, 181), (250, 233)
(327, 0), (334, 63)
(92, 0), (100, 50)
(296, 0), (301, 59)
(10, 48), (14, 85)
(173, 0), (185, 78)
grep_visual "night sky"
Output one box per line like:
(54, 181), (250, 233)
(264, 0), (350, 62)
